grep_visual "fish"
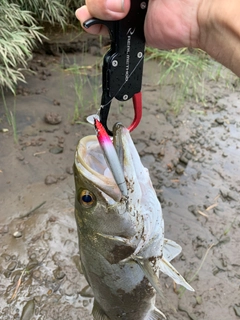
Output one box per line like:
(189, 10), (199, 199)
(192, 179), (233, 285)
(73, 121), (194, 320)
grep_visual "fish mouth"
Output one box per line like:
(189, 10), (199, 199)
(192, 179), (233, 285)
(75, 123), (143, 203)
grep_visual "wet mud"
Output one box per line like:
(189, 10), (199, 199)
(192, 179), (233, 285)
(1, 37), (240, 319)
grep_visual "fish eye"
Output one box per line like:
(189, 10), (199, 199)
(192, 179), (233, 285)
(79, 190), (96, 208)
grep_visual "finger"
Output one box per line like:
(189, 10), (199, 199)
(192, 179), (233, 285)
(76, 6), (109, 35)
(86, 0), (130, 20)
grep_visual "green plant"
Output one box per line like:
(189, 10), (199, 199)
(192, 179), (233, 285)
(67, 64), (89, 122)
(12, 0), (84, 25)
(86, 63), (102, 110)
(178, 243), (215, 297)
(0, 0), (84, 93)
(0, 0), (43, 93)
(66, 58), (102, 123)
(13, 0), (68, 27)
(10, 98), (18, 144)
(1, 87), (11, 124)
(1, 88), (18, 143)
(145, 48), (211, 113)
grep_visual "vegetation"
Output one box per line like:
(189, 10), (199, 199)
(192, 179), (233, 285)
(13, 0), (83, 26)
(0, 0), (230, 116)
(0, 1), (42, 93)
(0, 0), (83, 93)
(145, 47), (213, 113)
(66, 61), (102, 123)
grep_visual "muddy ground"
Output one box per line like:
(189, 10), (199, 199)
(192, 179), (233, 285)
(1, 34), (240, 320)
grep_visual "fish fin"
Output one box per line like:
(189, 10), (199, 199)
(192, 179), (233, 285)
(80, 284), (94, 298)
(159, 258), (194, 292)
(96, 233), (129, 244)
(149, 307), (166, 320)
(163, 238), (182, 262)
(133, 256), (164, 299)
(92, 300), (110, 320)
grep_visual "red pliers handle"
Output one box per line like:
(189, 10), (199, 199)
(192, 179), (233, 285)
(84, 1), (148, 136)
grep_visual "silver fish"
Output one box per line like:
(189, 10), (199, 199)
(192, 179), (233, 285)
(74, 123), (194, 320)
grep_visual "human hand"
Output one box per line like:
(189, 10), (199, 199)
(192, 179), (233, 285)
(75, 0), (202, 50)
(76, 0), (240, 77)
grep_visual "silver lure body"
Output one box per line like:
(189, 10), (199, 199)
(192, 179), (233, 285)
(74, 127), (193, 320)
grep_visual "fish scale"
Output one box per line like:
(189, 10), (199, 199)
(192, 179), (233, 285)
(74, 124), (193, 320)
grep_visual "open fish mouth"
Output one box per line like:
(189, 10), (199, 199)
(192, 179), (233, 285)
(75, 123), (144, 203)
(74, 122), (195, 311)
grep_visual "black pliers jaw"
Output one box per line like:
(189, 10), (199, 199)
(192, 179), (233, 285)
(84, 1), (148, 136)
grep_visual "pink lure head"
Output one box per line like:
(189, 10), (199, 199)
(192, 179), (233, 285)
(94, 118), (113, 145)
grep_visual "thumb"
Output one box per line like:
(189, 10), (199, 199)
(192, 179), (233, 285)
(77, 0), (130, 22)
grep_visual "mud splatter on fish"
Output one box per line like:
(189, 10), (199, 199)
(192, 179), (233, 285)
(74, 123), (193, 319)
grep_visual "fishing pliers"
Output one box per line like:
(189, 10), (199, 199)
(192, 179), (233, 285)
(84, 1), (149, 136)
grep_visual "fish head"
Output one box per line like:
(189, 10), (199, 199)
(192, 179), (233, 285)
(74, 125), (194, 309)
(74, 124), (163, 248)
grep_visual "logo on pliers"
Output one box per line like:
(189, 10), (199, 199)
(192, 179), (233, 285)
(125, 28), (136, 82)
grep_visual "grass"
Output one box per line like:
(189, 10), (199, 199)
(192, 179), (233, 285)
(66, 46), (225, 123)
(0, 0), (44, 93)
(145, 48), (214, 113)
(10, 98), (18, 144)
(0, 0), (222, 122)
(14, 0), (68, 27)
(0, 0), (84, 141)
(1, 87), (11, 125)
(66, 59), (102, 123)
(0, 0), (84, 93)
(65, 63), (89, 122)
(86, 63), (102, 110)
(177, 209), (237, 298)
(1, 0), (235, 137)
(12, 0), (84, 25)
(178, 243), (215, 298)
(1, 87), (18, 143)
(73, 68), (88, 122)
(223, 216), (237, 236)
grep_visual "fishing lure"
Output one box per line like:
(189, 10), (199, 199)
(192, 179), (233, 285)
(94, 118), (128, 197)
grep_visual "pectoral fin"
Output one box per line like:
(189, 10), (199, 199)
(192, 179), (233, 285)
(149, 307), (166, 320)
(159, 257), (194, 291)
(96, 233), (129, 244)
(163, 239), (182, 262)
(133, 255), (164, 299)
(92, 300), (110, 320)
(80, 284), (94, 298)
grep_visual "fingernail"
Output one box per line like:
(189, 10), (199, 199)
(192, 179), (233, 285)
(106, 0), (124, 12)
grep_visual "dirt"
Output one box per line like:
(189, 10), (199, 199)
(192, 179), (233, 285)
(1, 34), (240, 320)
